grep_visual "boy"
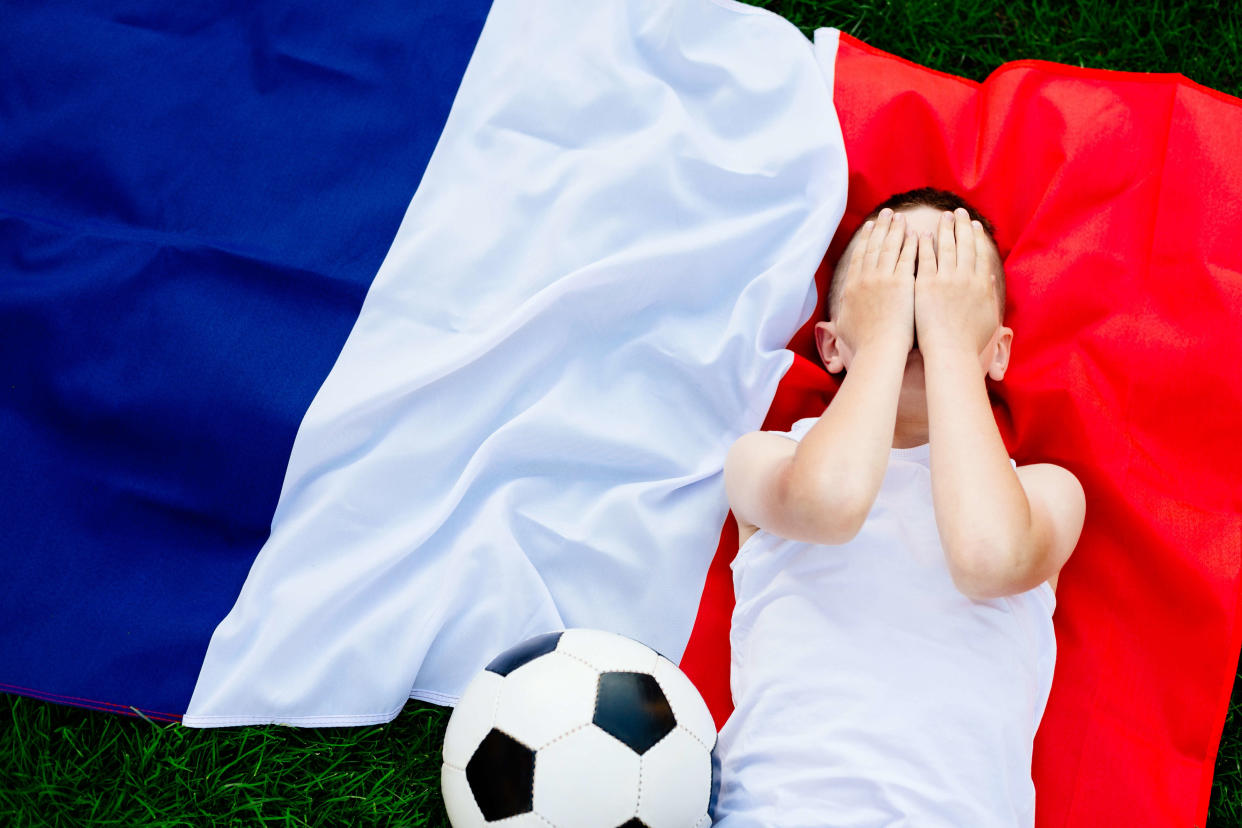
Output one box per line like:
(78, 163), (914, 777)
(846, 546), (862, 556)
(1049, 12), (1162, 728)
(712, 189), (1086, 826)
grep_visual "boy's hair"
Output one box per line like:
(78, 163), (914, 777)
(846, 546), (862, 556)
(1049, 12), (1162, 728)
(826, 187), (1006, 323)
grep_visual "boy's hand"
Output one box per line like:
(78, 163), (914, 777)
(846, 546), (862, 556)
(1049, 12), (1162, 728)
(836, 207), (916, 355)
(914, 208), (1000, 355)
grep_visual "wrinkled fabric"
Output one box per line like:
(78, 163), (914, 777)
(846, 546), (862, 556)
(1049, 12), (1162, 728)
(1, 0), (495, 720)
(183, 2), (848, 726)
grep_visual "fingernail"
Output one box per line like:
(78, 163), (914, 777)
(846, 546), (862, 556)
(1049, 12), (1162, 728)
(879, 208), (893, 218)
(864, 220), (874, 229)
(972, 220), (983, 230)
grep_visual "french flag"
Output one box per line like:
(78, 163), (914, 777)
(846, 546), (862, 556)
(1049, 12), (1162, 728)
(3, 2), (1241, 827)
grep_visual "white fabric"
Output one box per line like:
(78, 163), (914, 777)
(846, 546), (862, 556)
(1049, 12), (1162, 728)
(183, 3), (848, 726)
(715, 416), (1057, 827)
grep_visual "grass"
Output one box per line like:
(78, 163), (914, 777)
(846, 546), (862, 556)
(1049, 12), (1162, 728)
(4, 675), (1241, 826)
(3, 1), (1241, 826)
(760, 0), (1241, 96)
(0, 695), (454, 827)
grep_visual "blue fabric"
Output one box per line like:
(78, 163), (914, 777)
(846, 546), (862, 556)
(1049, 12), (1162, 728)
(0, 0), (492, 718)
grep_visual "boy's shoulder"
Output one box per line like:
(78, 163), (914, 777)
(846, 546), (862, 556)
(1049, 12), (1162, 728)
(1011, 462), (1087, 593)
(1011, 459), (1084, 496)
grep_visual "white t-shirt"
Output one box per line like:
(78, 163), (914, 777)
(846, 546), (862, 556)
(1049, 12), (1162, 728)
(713, 416), (1057, 827)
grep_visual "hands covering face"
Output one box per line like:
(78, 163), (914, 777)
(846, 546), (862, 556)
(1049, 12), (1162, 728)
(837, 207), (1000, 357)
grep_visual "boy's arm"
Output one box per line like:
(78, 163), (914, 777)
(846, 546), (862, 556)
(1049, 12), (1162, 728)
(922, 343), (1085, 599)
(725, 210), (916, 545)
(725, 337), (912, 545)
(917, 210), (1086, 599)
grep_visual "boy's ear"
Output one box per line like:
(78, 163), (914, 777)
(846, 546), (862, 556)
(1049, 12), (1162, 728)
(986, 325), (1014, 381)
(814, 321), (847, 374)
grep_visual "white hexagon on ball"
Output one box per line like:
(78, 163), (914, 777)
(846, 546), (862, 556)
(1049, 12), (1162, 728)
(533, 725), (642, 828)
(493, 650), (599, 750)
(653, 655), (717, 749)
(440, 764), (486, 828)
(557, 628), (660, 674)
(442, 669), (505, 770)
(637, 726), (712, 826)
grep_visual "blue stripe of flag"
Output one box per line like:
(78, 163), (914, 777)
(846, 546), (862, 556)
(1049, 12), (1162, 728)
(0, 0), (493, 718)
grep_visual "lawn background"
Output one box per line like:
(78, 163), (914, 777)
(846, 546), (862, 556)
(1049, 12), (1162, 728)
(3, 1), (1240, 825)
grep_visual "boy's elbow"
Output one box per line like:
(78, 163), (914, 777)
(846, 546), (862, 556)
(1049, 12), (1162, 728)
(817, 510), (868, 545)
(948, 569), (1007, 602)
(945, 542), (1034, 600)
(780, 476), (872, 546)
(796, 508), (866, 546)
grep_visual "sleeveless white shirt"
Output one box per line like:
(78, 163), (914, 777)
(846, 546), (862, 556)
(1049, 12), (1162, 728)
(714, 416), (1057, 827)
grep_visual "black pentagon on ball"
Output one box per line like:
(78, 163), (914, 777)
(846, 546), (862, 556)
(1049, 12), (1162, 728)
(617, 820), (651, 828)
(592, 671), (676, 754)
(465, 729), (535, 821)
(485, 631), (564, 677)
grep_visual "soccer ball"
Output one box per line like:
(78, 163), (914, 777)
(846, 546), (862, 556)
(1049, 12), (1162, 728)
(441, 628), (719, 827)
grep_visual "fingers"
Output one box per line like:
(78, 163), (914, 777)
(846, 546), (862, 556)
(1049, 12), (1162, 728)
(954, 208), (974, 275)
(848, 219), (873, 282)
(878, 212), (906, 274)
(859, 207), (899, 271)
(896, 228), (917, 277)
(973, 219), (991, 282)
(864, 207), (895, 270)
(917, 230), (936, 278)
(937, 210), (956, 275)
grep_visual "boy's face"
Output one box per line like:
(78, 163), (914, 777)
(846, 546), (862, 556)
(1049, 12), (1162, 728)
(816, 205), (1013, 386)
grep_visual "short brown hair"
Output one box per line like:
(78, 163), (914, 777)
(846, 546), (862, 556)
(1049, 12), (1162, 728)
(826, 187), (1005, 323)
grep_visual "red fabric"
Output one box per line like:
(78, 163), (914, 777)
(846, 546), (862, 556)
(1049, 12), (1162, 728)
(680, 32), (1242, 827)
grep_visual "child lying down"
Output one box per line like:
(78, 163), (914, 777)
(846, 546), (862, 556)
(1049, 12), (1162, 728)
(713, 188), (1087, 826)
